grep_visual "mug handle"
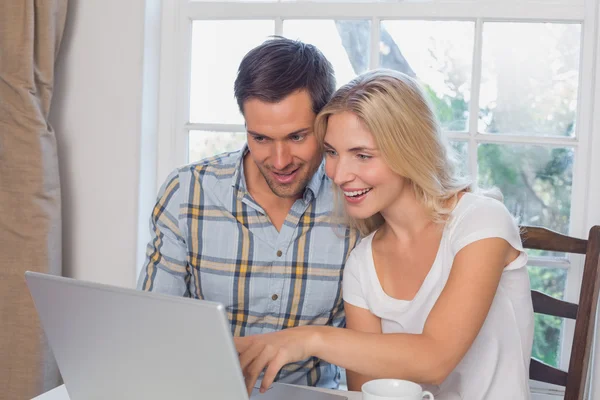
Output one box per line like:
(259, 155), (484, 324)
(422, 391), (434, 399)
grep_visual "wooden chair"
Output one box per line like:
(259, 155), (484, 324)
(520, 225), (600, 400)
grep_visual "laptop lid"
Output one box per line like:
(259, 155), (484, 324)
(25, 271), (249, 400)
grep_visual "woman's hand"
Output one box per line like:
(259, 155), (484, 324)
(234, 326), (321, 396)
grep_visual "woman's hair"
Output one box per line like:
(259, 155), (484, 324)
(314, 69), (477, 236)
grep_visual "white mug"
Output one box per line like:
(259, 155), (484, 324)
(362, 379), (434, 400)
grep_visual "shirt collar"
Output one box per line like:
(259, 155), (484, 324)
(231, 144), (249, 194)
(231, 143), (325, 203)
(303, 161), (325, 203)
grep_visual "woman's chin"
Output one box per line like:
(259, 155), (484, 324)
(345, 205), (378, 220)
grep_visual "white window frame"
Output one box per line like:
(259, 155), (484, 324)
(155, 0), (600, 397)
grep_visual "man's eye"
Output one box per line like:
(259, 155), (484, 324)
(325, 150), (337, 157)
(253, 136), (266, 142)
(357, 154), (371, 160)
(291, 135), (304, 142)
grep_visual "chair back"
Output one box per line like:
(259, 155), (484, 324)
(520, 225), (600, 400)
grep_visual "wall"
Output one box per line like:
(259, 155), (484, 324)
(49, 0), (159, 288)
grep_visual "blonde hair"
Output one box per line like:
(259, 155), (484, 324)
(315, 69), (474, 236)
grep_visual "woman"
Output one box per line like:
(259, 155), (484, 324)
(235, 69), (534, 400)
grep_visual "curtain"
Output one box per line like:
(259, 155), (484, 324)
(0, 0), (68, 398)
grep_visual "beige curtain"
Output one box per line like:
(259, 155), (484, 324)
(0, 1), (68, 398)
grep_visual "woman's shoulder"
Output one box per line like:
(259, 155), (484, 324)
(448, 192), (522, 253)
(452, 191), (513, 222)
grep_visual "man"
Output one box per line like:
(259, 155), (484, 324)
(137, 37), (359, 389)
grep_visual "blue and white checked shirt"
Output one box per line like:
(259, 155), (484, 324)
(137, 146), (359, 388)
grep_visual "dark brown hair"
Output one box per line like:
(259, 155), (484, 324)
(234, 36), (336, 115)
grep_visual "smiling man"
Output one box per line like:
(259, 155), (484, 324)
(137, 37), (359, 389)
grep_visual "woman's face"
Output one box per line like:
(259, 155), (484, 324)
(323, 111), (409, 220)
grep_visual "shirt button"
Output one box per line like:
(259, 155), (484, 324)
(276, 250), (282, 257)
(271, 294), (279, 301)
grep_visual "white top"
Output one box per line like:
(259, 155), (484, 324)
(343, 193), (534, 400)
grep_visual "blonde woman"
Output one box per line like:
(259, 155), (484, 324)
(235, 69), (534, 400)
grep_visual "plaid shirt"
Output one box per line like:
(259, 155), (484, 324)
(137, 146), (359, 388)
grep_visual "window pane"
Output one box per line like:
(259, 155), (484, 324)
(189, 131), (247, 163)
(480, 23), (581, 136)
(477, 144), (573, 235)
(190, 21), (275, 124)
(381, 21), (474, 132)
(449, 140), (469, 177)
(528, 266), (567, 367)
(283, 20), (370, 88)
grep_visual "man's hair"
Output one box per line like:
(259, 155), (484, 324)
(234, 36), (336, 115)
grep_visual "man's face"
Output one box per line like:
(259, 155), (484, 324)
(244, 90), (322, 199)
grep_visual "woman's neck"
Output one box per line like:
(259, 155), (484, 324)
(378, 186), (437, 243)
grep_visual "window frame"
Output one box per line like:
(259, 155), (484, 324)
(155, 0), (600, 396)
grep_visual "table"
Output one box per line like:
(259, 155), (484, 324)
(33, 384), (363, 400)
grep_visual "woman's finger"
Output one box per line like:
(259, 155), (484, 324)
(245, 345), (276, 395)
(260, 352), (288, 392)
(239, 341), (264, 371)
(234, 335), (253, 354)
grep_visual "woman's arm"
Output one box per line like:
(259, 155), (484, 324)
(236, 237), (518, 393)
(344, 302), (382, 391)
(311, 237), (517, 383)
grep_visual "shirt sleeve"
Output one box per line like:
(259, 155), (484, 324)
(450, 196), (527, 271)
(136, 169), (190, 296)
(342, 251), (369, 309)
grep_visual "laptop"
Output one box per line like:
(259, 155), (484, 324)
(25, 271), (347, 400)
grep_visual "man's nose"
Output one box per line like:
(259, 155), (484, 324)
(272, 143), (293, 170)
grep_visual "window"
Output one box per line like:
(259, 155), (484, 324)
(157, 0), (597, 395)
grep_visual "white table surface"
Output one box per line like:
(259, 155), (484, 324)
(33, 384), (363, 400)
